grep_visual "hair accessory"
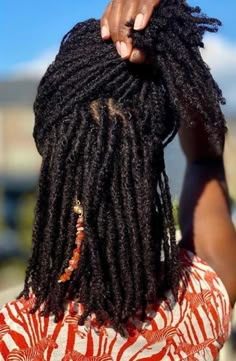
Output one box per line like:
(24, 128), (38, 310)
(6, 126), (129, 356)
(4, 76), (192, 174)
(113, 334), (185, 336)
(58, 199), (84, 283)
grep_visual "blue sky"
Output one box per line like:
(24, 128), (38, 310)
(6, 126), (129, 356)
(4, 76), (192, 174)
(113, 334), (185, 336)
(0, 0), (236, 76)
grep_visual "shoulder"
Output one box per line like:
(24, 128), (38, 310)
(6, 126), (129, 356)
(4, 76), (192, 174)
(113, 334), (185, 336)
(0, 298), (22, 359)
(0, 285), (23, 308)
(178, 248), (232, 341)
(0, 295), (83, 359)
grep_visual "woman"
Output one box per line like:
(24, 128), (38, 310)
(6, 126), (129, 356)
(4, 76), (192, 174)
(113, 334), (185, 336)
(0, 0), (235, 360)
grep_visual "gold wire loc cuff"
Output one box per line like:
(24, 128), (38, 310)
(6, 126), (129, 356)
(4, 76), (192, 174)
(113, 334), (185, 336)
(73, 199), (83, 216)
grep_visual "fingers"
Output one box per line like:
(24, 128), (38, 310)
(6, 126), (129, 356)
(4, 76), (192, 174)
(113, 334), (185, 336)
(100, 2), (112, 40)
(107, 0), (138, 59)
(109, 0), (131, 58)
(101, 0), (138, 59)
(130, 49), (146, 63)
(100, 0), (161, 62)
(115, 0), (138, 58)
(134, 0), (161, 30)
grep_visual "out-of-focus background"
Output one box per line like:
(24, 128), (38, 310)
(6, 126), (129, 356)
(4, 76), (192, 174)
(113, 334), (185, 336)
(0, 1), (236, 358)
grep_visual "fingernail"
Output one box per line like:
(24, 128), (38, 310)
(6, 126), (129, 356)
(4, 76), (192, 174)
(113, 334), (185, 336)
(120, 41), (129, 58)
(130, 49), (141, 63)
(134, 13), (144, 30)
(116, 41), (121, 56)
(101, 25), (109, 39)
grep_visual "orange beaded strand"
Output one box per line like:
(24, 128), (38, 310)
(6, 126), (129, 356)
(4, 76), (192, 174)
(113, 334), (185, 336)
(58, 200), (84, 283)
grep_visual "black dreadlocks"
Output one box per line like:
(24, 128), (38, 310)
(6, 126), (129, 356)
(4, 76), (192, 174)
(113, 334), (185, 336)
(19, 0), (226, 334)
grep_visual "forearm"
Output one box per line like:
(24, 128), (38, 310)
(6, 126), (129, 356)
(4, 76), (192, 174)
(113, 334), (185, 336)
(179, 159), (231, 249)
(179, 159), (236, 306)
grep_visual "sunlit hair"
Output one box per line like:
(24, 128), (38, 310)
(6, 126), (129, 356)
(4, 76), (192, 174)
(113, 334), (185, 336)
(19, 0), (226, 334)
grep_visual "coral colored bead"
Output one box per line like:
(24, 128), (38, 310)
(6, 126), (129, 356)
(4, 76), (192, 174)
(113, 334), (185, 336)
(58, 213), (84, 283)
(77, 232), (84, 240)
(69, 259), (76, 266)
(77, 220), (83, 225)
(73, 254), (80, 263)
(60, 274), (68, 282)
(76, 226), (83, 232)
(77, 227), (84, 231)
(65, 268), (72, 275)
(69, 261), (78, 269)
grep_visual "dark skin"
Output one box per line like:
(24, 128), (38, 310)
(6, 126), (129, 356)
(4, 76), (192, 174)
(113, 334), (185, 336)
(179, 121), (236, 308)
(101, 0), (160, 62)
(101, 0), (236, 307)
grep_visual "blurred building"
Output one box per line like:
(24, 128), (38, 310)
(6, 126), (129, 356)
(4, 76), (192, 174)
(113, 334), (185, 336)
(224, 121), (236, 201)
(0, 78), (41, 262)
(0, 78), (41, 189)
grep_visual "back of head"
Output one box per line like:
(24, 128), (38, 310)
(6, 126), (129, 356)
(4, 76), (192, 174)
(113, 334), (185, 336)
(22, 0), (226, 333)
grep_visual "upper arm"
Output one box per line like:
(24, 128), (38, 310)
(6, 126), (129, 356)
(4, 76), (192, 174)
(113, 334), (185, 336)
(178, 111), (236, 307)
(178, 109), (225, 163)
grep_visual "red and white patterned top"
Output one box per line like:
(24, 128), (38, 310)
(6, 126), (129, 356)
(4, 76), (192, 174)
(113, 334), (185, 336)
(0, 249), (232, 361)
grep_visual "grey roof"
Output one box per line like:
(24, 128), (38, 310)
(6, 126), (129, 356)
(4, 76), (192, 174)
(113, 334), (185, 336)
(0, 78), (39, 107)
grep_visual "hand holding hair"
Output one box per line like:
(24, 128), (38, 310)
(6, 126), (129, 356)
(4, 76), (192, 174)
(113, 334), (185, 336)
(100, 0), (160, 62)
